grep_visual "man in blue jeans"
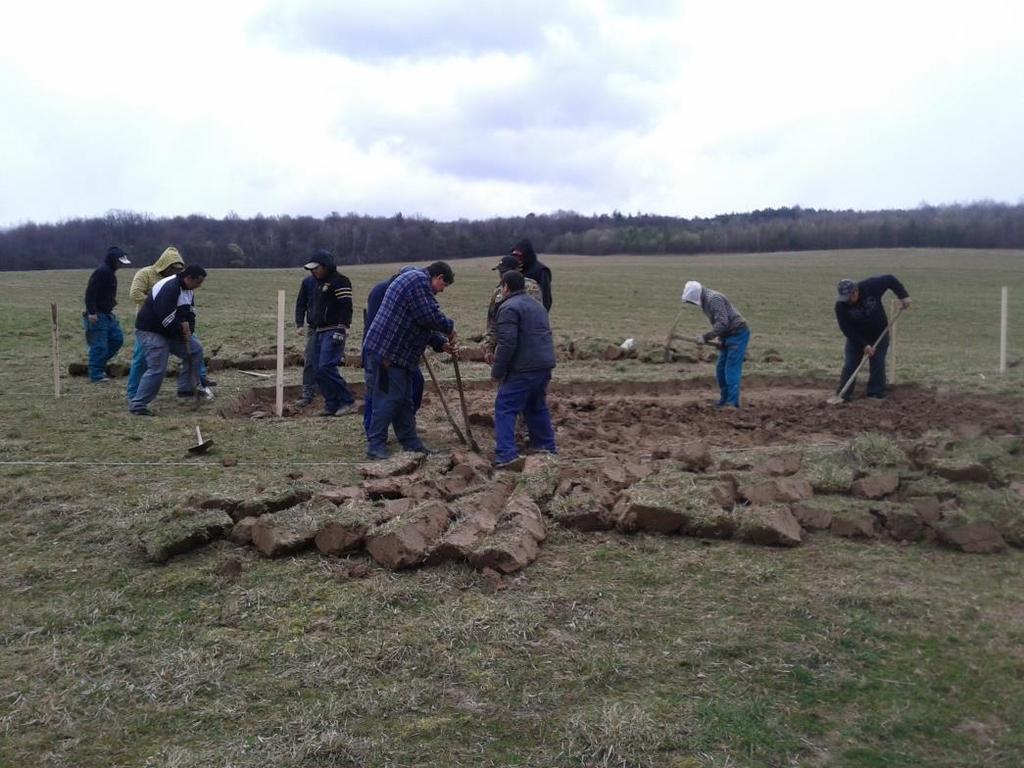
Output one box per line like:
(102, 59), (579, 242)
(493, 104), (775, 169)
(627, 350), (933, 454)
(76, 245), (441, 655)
(835, 275), (912, 401)
(303, 250), (358, 417)
(361, 266), (424, 435)
(129, 265), (208, 416)
(82, 246), (131, 382)
(491, 270), (557, 468)
(682, 280), (751, 408)
(362, 262), (456, 460)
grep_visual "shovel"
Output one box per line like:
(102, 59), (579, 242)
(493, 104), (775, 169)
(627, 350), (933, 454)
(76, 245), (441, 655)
(828, 306), (905, 405)
(422, 353), (468, 447)
(188, 425), (214, 454)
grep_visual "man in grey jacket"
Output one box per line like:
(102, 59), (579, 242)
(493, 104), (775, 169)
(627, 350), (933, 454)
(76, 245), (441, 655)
(491, 271), (557, 467)
(682, 280), (751, 408)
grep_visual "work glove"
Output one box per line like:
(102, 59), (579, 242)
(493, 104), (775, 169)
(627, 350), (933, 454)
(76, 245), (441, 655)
(900, 297), (912, 310)
(694, 334), (705, 346)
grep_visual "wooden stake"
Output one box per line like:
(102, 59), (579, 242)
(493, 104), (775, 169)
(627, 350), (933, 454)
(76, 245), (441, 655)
(276, 290), (285, 417)
(889, 298), (898, 384)
(50, 303), (61, 399)
(1000, 286), (1008, 374)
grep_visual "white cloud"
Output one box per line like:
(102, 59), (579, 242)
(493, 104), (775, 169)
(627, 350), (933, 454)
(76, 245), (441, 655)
(0, 0), (1021, 226)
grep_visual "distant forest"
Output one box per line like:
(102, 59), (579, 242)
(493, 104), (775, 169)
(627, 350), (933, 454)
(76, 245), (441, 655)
(2, 202), (1023, 271)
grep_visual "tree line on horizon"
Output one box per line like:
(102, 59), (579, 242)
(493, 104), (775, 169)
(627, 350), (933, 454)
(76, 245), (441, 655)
(1, 202), (1022, 271)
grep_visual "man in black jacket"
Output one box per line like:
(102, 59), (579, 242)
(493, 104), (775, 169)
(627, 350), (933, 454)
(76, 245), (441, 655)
(304, 250), (357, 416)
(491, 271), (557, 467)
(83, 246), (131, 382)
(510, 238), (552, 311)
(129, 265), (207, 415)
(835, 274), (912, 401)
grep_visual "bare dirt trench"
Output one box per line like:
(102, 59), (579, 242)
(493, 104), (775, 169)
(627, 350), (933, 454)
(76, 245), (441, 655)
(220, 374), (1024, 459)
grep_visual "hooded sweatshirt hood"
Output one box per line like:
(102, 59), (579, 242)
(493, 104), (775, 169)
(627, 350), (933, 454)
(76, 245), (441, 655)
(681, 280), (703, 305)
(512, 238), (538, 269)
(153, 246), (185, 274)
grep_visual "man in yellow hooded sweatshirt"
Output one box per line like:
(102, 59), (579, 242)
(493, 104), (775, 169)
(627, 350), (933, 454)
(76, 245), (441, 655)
(126, 247), (215, 400)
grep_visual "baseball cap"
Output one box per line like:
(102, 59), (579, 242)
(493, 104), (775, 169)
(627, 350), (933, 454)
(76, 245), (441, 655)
(836, 279), (856, 301)
(492, 255), (520, 273)
(303, 249), (334, 270)
(107, 246), (131, 265)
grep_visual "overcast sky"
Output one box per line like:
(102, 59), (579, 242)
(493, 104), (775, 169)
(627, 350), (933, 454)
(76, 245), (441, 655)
(1, 0), (1021, 227)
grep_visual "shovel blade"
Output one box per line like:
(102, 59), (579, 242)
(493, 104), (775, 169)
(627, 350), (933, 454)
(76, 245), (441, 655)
(188, 439), (214, 454)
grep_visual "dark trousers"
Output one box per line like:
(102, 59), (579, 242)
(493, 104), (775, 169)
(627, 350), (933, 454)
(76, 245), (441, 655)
(839, 335), (890, 399)
(365, 354), (425, 456)
(315, 331), (355, 412)
(363, 354), (423, 435)
(494, 369), (556, 463)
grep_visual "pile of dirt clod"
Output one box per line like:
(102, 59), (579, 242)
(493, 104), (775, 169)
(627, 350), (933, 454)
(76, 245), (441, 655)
(141, 410), (1023, 569)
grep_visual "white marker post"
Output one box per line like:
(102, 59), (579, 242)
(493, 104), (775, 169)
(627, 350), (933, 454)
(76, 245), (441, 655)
(50, 303), (61, 399)
(1000, 286), (1008, 374)
(890, 298), (898, 385)
(276, 290), (285, 417)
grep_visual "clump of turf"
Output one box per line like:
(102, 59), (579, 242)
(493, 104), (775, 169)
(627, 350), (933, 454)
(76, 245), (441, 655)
(850, 433), (907, 468)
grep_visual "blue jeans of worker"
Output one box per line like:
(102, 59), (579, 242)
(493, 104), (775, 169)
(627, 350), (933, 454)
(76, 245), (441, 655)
(839, 335), (889, 399)
(127, 334), (209, 400)
(129, 330), (203, 411)
(83, 313), (124, 381)
(315, 331), (355, 412)
(365, 354), (425, 456)
(715, 326), (751, 407)
(494, 369), (556, 463)
(363, 351), (424, 435)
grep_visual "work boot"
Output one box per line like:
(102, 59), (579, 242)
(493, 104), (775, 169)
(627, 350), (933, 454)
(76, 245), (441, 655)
(334, 403), (359, 416)
(494, 456), (526, 472)
(294, 390), (315, 407)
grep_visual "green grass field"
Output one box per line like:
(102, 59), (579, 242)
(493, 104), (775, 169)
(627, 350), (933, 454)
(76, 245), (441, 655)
(1, 249), (1023, 767)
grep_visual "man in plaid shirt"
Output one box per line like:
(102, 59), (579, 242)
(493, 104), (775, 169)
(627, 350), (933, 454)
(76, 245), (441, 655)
(362, 261), (457, 459)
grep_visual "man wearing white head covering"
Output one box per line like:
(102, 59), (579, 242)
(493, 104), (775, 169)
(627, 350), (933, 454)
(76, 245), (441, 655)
(681, 280), (751, 408)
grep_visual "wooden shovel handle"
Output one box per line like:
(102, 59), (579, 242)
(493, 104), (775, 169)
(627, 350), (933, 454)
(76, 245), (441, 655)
(422, 354), (468, 446)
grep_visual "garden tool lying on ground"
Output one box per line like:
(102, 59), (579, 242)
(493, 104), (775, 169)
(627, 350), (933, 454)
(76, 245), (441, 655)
(187, 425), (214, 454)
(828, 306), (905, 405)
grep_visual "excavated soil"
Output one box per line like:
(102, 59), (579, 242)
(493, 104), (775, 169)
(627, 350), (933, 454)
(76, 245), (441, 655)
(150, 376), (1023, 569)
(220, 375), (1024, 459)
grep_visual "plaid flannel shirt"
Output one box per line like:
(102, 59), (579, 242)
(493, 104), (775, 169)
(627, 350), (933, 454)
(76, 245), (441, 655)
(362, 268), (454, 369)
